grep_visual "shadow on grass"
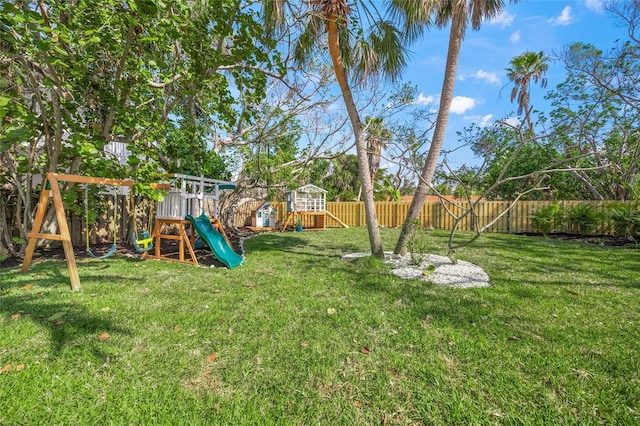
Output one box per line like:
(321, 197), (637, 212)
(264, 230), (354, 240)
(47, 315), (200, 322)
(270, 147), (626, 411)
(2, 260), (133, 360)
(464, 234), (640, 289)
(326, 241), (639, 335)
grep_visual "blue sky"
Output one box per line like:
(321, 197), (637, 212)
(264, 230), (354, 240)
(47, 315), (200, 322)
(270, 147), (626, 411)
(399, 0), (630, 169)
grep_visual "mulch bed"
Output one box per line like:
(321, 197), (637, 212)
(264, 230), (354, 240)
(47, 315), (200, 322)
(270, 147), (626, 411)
(517, 232), (638, 247)
(1, 227), (257, 270)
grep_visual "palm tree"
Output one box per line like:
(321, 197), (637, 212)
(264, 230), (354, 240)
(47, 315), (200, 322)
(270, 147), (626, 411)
(392, 0), (516, 256)
(506, 50), (549, 132)
(325, 154), (360, 201)
(365, 116), (392, 185)
(263, 0), (414, 258)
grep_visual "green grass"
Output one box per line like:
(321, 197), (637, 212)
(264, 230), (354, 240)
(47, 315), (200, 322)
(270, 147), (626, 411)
(1, 228), (639, 425)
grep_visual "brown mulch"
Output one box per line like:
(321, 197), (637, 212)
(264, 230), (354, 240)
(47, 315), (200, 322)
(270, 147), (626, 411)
(1, 227), (257, 270)
(518, 232), (638, 247)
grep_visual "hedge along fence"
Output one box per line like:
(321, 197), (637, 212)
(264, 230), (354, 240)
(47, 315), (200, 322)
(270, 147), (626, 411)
(233, 199), (637, 236)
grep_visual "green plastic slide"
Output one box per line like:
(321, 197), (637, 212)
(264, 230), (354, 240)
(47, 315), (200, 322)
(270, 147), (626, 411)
(185, 214), (244, 269)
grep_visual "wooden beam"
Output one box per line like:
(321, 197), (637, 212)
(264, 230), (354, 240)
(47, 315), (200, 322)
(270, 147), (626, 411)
(49, 177), (81, 290)
(279, 212), (294, 232)
(21, 182), (52, 273)
(22, 174), (82, 290)
(48, 172), (135, 187)
(27, 233), (66, 241)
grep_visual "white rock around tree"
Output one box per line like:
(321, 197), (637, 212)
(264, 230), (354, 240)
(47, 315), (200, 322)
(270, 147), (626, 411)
(341, 252), (490, 288)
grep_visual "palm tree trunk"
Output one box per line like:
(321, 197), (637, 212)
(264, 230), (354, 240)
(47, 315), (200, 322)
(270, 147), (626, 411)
(327, 17), (383, 258)
(394, 9), (464, 256)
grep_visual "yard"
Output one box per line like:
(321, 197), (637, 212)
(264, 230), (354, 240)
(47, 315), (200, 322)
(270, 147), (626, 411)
(1, 227), (639, 425)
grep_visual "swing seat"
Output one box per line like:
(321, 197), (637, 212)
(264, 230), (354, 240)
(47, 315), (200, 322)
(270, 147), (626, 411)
(132, 230), (154, 253)
(87, 244), (118, 259)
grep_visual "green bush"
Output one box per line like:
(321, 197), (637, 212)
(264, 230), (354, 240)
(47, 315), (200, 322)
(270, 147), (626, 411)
(607, 201), (640, 238)
(566, 204), (603, 235)
(532, 203), (565, 235)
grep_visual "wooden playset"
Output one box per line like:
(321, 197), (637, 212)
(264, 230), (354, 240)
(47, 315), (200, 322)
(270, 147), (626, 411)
(279, 184), (347, 231)
(145, 173), (236, 266)
(22, 173), (137, 290)
(22, 172), (239, 290)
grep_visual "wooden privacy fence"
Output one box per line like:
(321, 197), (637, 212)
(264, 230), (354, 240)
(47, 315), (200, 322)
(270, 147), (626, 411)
(234, 199), (628, 235)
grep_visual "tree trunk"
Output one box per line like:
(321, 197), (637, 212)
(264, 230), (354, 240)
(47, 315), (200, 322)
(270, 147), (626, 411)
(327, 17), (383, 258)
(394, 10), (464, 256)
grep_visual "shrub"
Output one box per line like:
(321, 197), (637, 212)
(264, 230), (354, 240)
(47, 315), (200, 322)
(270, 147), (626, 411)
(566, 204), (604, 235)
(532, 203), (565, 235)
(607, 202), (640, 238)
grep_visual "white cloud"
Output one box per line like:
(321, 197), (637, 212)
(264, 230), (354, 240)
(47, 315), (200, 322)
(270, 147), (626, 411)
(450, 96), (475, 114)
(509, 30), (521, 44)
(548, 6), (573, 26)
(473, 70), (500, 84)
(415, 92), (435, 105)
(459, 70), (500, 84)
(585, 0), (604, 14)
(479, 114), (493, 128)
(464, 114), (493, 128)
(490, 12), (515, 28)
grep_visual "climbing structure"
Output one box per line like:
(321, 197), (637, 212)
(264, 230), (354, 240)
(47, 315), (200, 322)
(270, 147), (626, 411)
(144, 173), (237, 265)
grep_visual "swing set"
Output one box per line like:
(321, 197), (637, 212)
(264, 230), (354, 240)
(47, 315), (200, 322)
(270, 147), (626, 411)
(80, 184), (153, 258)
(22, 173), (155, 290)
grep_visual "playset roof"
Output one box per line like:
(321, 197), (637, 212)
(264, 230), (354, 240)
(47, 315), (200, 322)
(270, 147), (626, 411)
(292, 184), (327, 194)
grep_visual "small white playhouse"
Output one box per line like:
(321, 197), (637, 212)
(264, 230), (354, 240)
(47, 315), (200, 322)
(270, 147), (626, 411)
(286, 184), (326, 212)
(251, 202), (278, 228)
(279, 184), (347, 231)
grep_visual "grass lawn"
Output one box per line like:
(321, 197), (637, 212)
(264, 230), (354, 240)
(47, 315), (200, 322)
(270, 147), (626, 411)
(1, 227), (639, 425)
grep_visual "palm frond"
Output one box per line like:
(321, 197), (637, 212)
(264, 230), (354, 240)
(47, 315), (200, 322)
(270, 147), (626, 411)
(364, 20), (410, 83)
(293, 13), (326, 67)
(261, 0), (287, 36)
(468, 0), (507, 31)
(387, 0), (435, 42)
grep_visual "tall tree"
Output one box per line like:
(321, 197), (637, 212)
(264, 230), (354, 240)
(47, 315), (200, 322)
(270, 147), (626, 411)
(393, 0), (515, 256)
(0, 0), (282, 256)
(548, 41), (640, 200)
(264, 0), (413, 258)
(505, 50), (549, 132)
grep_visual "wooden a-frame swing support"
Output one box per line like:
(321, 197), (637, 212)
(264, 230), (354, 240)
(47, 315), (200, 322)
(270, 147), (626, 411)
(22, 173), (136, 291)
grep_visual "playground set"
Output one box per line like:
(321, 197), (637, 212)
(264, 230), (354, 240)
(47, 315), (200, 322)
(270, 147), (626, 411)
(147, 173), (242, 269)
(279, 184), (347, 232)
(22, 173), (242, 290)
